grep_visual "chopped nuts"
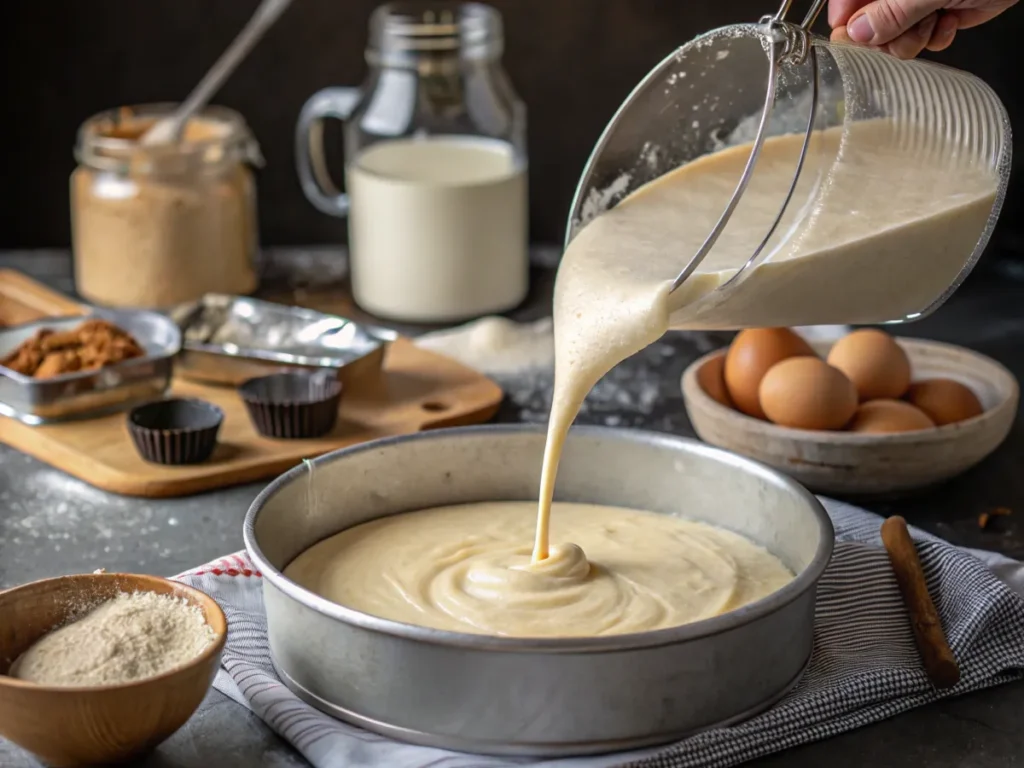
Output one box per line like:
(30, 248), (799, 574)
(1, 319), (145, 378)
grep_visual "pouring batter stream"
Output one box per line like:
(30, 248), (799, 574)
(285, 119), (996, 638)
(531, 119), (996, 564)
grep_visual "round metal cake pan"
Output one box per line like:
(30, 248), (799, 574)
(244, 425), (834, 757)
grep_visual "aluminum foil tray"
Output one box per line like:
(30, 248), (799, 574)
(171, 294), (395, 387)
(0, 309), (180, 425)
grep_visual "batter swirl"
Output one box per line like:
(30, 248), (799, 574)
(284, 501), (793, 637)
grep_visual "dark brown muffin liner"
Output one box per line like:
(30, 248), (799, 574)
(127, 398), (224, 465)
(238, 372), (343, 439)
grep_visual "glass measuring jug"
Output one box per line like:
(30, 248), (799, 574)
(567, 1), (1012, 331)
(295, 2), (529, 323)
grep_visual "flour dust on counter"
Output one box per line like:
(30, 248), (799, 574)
(423, 315), (722, 427)
(500, 337), (695, 427)
(0, 453), (251, 588)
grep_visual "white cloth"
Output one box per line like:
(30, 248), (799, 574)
(175, 499), (1024, 768)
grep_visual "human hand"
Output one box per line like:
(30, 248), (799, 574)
(828, 0), (1018, 58)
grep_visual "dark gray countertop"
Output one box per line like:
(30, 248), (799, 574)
(1, 250), (1023, 767)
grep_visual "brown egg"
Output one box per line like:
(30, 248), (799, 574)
(826, 329), (911, 401)
(906, 379), (984, 426)
(847, 399), (935, 434)
(759, 357), (858, 430)
(697, 354), (734, 408)
(724, 328), (815, 419)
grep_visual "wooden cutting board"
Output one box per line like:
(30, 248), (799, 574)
(0, 270), (504, 498)
(0, 269), (86, 324)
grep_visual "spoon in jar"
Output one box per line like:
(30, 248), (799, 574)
(140, 0), (293, 146)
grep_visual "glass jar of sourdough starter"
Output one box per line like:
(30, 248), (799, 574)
(567, 6), (1012, 330)
(72, 104), (263, 309)
(296, 2), (529, 323)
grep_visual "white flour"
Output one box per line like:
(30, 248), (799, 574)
(11, 590), (216, 686)
(415, 316), (554, 376)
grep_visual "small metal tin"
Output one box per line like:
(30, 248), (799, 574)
(245, 425), (834, 757)
(171, 294), (395, 387)
(0, 309), (180, 425)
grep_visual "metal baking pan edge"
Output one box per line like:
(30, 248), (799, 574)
(244, 424), (833, 756)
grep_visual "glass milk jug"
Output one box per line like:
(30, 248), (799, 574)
(567, 3), (1012, 331)
(296, 2), (529, 324)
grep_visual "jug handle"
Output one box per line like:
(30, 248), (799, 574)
(296, 87), (361, 217)
(772, 0), (827, 29)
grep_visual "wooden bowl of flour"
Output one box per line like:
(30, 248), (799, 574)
(682, 337), (1019, 496)
(0, 573), (226, 767)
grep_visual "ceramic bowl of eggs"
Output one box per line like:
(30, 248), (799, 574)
(681, 328), (1019, 496)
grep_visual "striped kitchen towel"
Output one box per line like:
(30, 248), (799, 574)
(176, 499), (1024, 768)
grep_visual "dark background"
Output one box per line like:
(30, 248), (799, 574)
(2, 0), (1022, 256)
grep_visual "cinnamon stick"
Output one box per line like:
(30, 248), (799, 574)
(881, 516), (960, 689)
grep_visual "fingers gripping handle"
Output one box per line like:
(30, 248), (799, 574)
(295, 87), (361, 218)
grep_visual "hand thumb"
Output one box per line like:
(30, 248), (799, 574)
(846, 0), (947, 44)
